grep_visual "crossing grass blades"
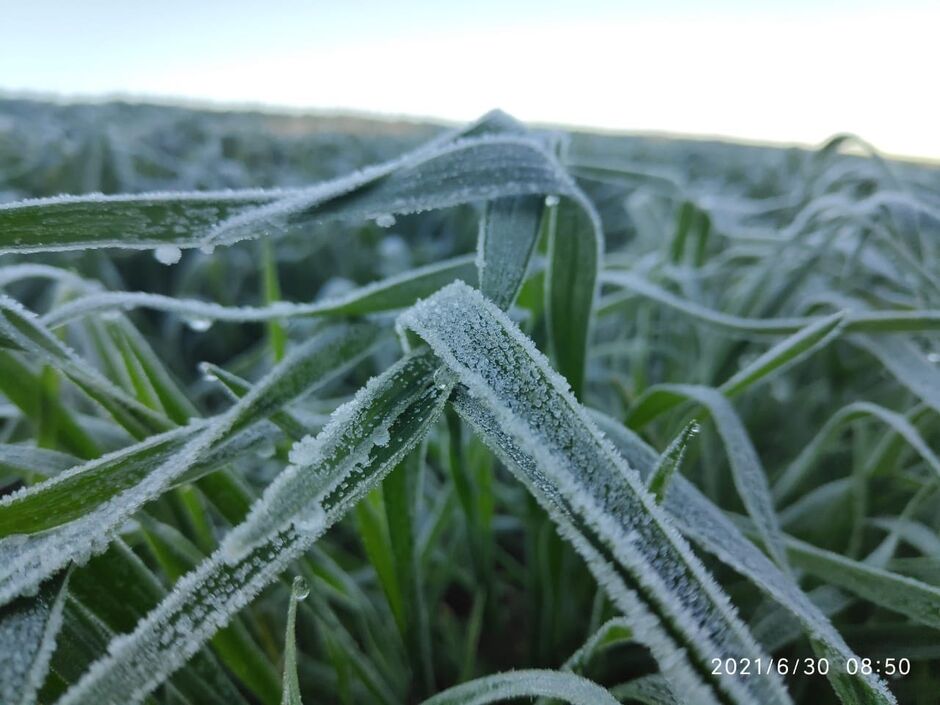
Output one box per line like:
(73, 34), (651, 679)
(0, 103), (939, 704)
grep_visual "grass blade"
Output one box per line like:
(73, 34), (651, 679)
(55, 351), (449, 705)
(43, 255), (479, 329)
(399, 281), (791, 705)
(647, 422), (699, 503)
(545, 197), (601, 399)
(595, 411), (898, 704)
(418, 670), (618, 705)
(0, 323), (379, 604)
(281, 576), (307, 705)
(477, 196), (544, 310)
(0, 189), (297, 254)
(0, 570), (71, 705)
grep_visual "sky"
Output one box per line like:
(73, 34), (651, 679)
(2, 0), (938, 160)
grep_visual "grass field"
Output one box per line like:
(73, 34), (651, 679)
(0, 98), (939, 705)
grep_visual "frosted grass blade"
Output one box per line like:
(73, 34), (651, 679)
(647, 422), (699, 503)
(222, 350), (448, 557)
(630, 384), (788, 569)
(0, 189), (298, 254)
(602, 271), (940, 335)
(773, 401), (940, 504)
(851, 336), (940, 414)
(562, 618), (633, 673)
(0, 296), (170, 438)
(418, 670), (618, 705)
(398, 282), (791, 705)
(783, 535), (940, 630)
(0, 570), (70, 705)
(476, 196), (544, 310)
(56, 351), (450, 705)
(204, 135), (581, 249)
(594, 411), (897, 704)
(43, 255), (478, 329)
(0, 323), (379, 604)
(0, 444), (78, 479)
(545, 197), (601, 399)
(281, 577), (306, 705)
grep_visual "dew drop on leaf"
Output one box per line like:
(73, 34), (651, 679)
(184, 317), (213, 332)
(292, 576), (310, 601)
(153, 245), (182, 265)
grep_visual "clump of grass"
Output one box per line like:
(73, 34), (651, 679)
(0, 99), (939, 704)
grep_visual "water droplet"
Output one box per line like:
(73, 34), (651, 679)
(544, 195), (560, 207)
(197, 361), (217, 381)
(184, 317), (213, 332)
(153, 245), (182, 265)
(292, 576), (310, 600)
(375, 213), (396, 228)
(433, 366), (457, 391)
(256, 438), (276, 459)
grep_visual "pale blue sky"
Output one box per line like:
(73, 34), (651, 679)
(2, 0), (938, 159)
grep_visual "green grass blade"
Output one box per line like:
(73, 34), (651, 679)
(595, 411), (898, 705)
(0, 189), (297, 254)
(545, 197), (601, 399)
(719, 312), (845, 397)
(55, 351), (449, 705)
(773, 401), (940, 504)
(139, 517), (281, 705)
(783, 535), (940, 630)
(0, 352), (100, 460)
(260, 238), (287, 362)
(399, 282), (791, 705)
(632, 384), (788, 569)
(647, 421), (699, 503)
(610, 675), (679, 705)
(477, 196), (544, 309)
(281, 577), (307, 705)
(43, 255), (478, 329)
(0, 570), (70, 705)
(562, 617), (633, 673)
(0, 296), (170, 438)
(0, 323), (378, 603)
(627, 313), (846, 429)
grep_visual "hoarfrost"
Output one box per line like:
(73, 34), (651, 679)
(222, 351), (445, 560)
(398, 282), (792, 705)
(592, 411), (897, 704)
(41, 255), (477, 329)
(0, 571), (70, 705)
(0, 324), (378, 605)
(58, 354), (450, 705)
